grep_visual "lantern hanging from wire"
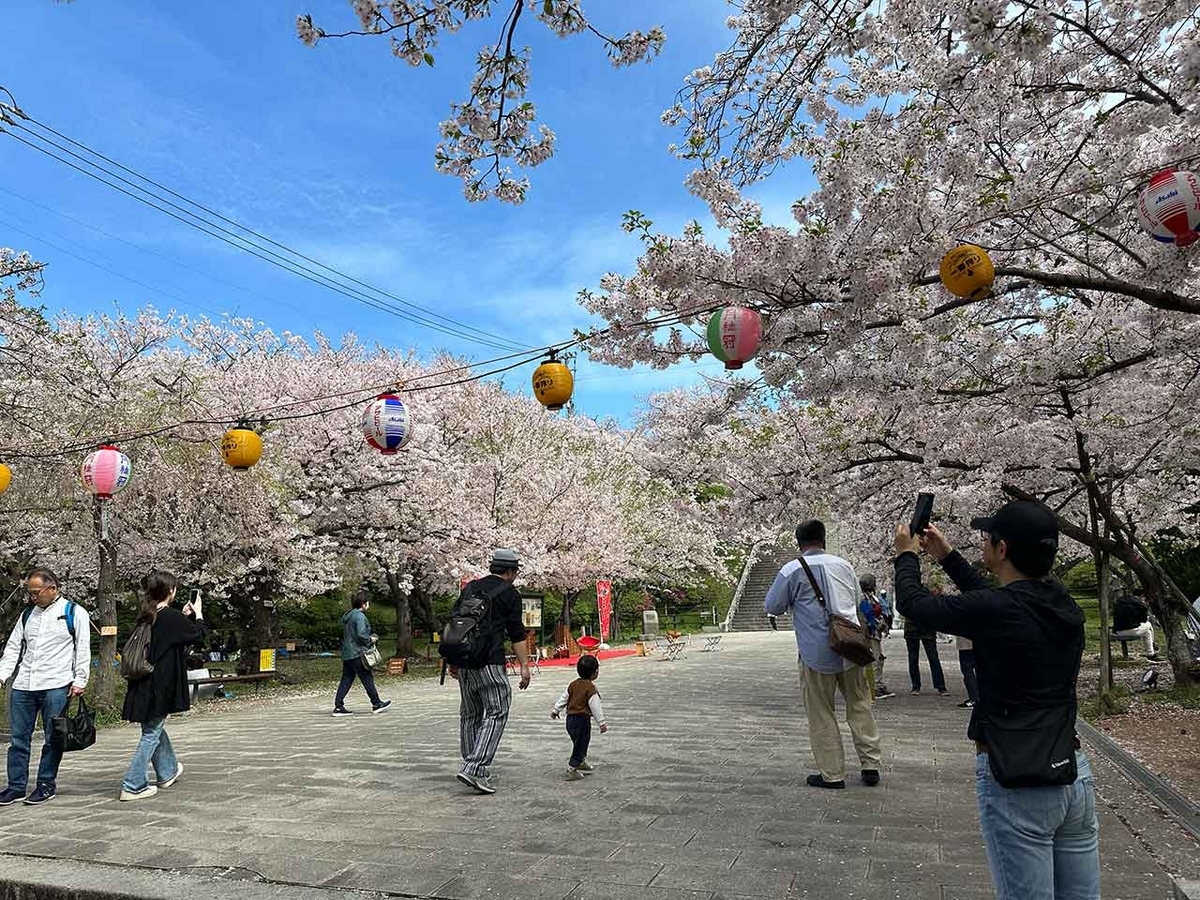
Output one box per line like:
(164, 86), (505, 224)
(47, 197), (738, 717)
(81, 444), (132, 500)
(221, 425), (263, 470)
(1137, 169), (1200, 247)
(362, 393), (414, 454)
(532, 352), (574, 411)
(939, 245), (995, 300)
(0, 464), (10, 497)
(706, 306), (762, 370)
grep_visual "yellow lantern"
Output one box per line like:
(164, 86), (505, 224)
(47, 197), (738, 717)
(0, 463), (11, 496)
(939, 244), (995, 300)
(221, 427), (263, 470)
(532, 354), (574, 411)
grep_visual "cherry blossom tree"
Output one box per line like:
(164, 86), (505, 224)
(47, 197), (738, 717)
(297, 0), (664, 202)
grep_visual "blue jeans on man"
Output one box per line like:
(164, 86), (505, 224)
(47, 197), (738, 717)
(976, 750), (1100, 900)
(7, 686), (69, 793)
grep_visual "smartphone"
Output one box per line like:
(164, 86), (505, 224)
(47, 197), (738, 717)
(910, 492), (935, 535)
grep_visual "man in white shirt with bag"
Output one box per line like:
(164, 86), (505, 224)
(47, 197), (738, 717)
(0, 568), (91, 805)
(765, 520), (883, 790)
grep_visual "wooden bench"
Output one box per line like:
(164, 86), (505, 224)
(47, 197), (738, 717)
(189, 672), (274, 701)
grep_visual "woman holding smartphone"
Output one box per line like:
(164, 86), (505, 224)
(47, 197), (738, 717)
(119, 571), (207, 801)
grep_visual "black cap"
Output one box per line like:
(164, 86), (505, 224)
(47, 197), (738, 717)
(971, 501), (1059, 556)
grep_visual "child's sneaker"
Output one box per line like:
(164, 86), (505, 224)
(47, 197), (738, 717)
(577, 760), (594, 773)
(566, 767), (585, 781)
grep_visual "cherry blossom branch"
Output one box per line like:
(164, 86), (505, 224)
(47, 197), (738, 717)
(297, 1), (664, 202)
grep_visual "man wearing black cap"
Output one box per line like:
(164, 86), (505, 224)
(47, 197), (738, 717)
(893, 501), (1099, 900)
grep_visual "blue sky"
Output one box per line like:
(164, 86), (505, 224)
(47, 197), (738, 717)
(1, 1), (811, 421)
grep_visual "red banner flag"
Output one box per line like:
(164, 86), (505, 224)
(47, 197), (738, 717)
(596, 580), (613, 641)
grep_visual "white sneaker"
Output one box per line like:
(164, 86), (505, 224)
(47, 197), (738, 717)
(157, 763), (183, 789)
(119, 785), (158, 802)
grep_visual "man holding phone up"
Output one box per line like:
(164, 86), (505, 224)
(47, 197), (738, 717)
(893, 501), (1099, 900)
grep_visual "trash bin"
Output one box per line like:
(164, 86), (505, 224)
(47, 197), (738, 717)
(635, 641), (646, 657)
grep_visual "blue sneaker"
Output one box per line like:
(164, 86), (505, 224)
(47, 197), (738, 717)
(0, 788), (24, 806)
(24, 785), (55, 805)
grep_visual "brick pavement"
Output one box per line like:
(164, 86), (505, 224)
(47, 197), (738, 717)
(0, 632), (1181, 899)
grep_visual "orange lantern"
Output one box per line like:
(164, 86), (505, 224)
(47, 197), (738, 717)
(532, 353), (574, 411)
(0, 463), (11, 496)
(939, 245), (995, 300)
(221, 427), (263, 470)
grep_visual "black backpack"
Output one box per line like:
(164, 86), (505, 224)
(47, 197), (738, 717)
(439, 579), (509, 668)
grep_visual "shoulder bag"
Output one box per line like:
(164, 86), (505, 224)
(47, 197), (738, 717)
(982, 703), (1079, 788)
(797, 557), (876, 668)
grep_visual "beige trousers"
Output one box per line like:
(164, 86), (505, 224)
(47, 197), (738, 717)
(800, 659), (883, 782)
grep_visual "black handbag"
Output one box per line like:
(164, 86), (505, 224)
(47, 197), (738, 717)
(50, 696), (97, 753)
(982, 703), (1078, 788)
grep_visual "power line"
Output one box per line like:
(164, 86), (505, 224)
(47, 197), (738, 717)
(0, 95), (531, 352)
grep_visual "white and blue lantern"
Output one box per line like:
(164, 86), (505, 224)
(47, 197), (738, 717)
(362, 393), (413, 455)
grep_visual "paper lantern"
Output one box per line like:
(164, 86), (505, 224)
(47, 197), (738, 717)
(0, 464), (10, 496)
(1138, 169), (1200, 247)
(221, 427), (263, 470)
(532, 356), (573, 411)
(81, 445), (132, 500)
(706, 307), (762, 370)
(362, 393), (413, 454)
(939, 245), (995, 299)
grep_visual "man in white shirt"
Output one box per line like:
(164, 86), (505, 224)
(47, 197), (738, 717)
(765, 520), (883, 789)
(0, 568), (91, 805)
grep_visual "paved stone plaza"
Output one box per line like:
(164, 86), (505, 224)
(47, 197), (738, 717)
(0, 632), (1188, 899)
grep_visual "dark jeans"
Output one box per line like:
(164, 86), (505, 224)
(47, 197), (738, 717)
(906, 637), (947, 692)
(7, 686), (69, 792)
(335, 657), (381, 709)
(566, 713), (591, 768)
(959, 649), (979, 704)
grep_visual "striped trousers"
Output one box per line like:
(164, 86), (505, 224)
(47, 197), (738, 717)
(457, 664), (512, 779)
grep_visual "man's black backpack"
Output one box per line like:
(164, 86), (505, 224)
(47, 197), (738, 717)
(439, 579), (509, 668)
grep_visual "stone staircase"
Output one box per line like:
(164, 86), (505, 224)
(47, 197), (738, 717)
(728, 543), (799, 631)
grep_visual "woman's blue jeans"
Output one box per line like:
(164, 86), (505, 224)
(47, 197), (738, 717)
(121, 716), (178, 792)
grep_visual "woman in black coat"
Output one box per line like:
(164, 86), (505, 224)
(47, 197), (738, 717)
(119, 571), (206, 801)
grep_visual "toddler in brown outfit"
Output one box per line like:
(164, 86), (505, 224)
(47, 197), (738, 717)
(550, 655), (607, 780)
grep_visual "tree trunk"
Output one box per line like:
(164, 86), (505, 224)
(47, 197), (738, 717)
(385, 567), (414, 658)
(409, 577), (437, 637)
(558, 590), (579, 629)
(238, 587), (274, 675)
(92, 501), (118, 708)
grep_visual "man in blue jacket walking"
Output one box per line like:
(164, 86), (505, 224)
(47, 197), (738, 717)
(333, 594), (392, 717)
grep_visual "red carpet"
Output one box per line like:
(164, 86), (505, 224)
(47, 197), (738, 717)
(537, 649), (638, 668)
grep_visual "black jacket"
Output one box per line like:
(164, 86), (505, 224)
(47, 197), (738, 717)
(1112, 597), (1149, 632)
(466, 575), (527, 668)
(894, 550), (1084, 743)
(122, 607), (208, 723)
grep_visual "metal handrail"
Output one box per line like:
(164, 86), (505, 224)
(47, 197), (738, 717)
(721, 540), (765, 632)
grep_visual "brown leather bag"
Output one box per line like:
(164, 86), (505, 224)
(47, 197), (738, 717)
(798, 557), (877, 668)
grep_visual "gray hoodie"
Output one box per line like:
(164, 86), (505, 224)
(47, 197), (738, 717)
(340, 608), (372, 661)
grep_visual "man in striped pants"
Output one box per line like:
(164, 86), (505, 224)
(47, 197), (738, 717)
(449, 549), (531, 795)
